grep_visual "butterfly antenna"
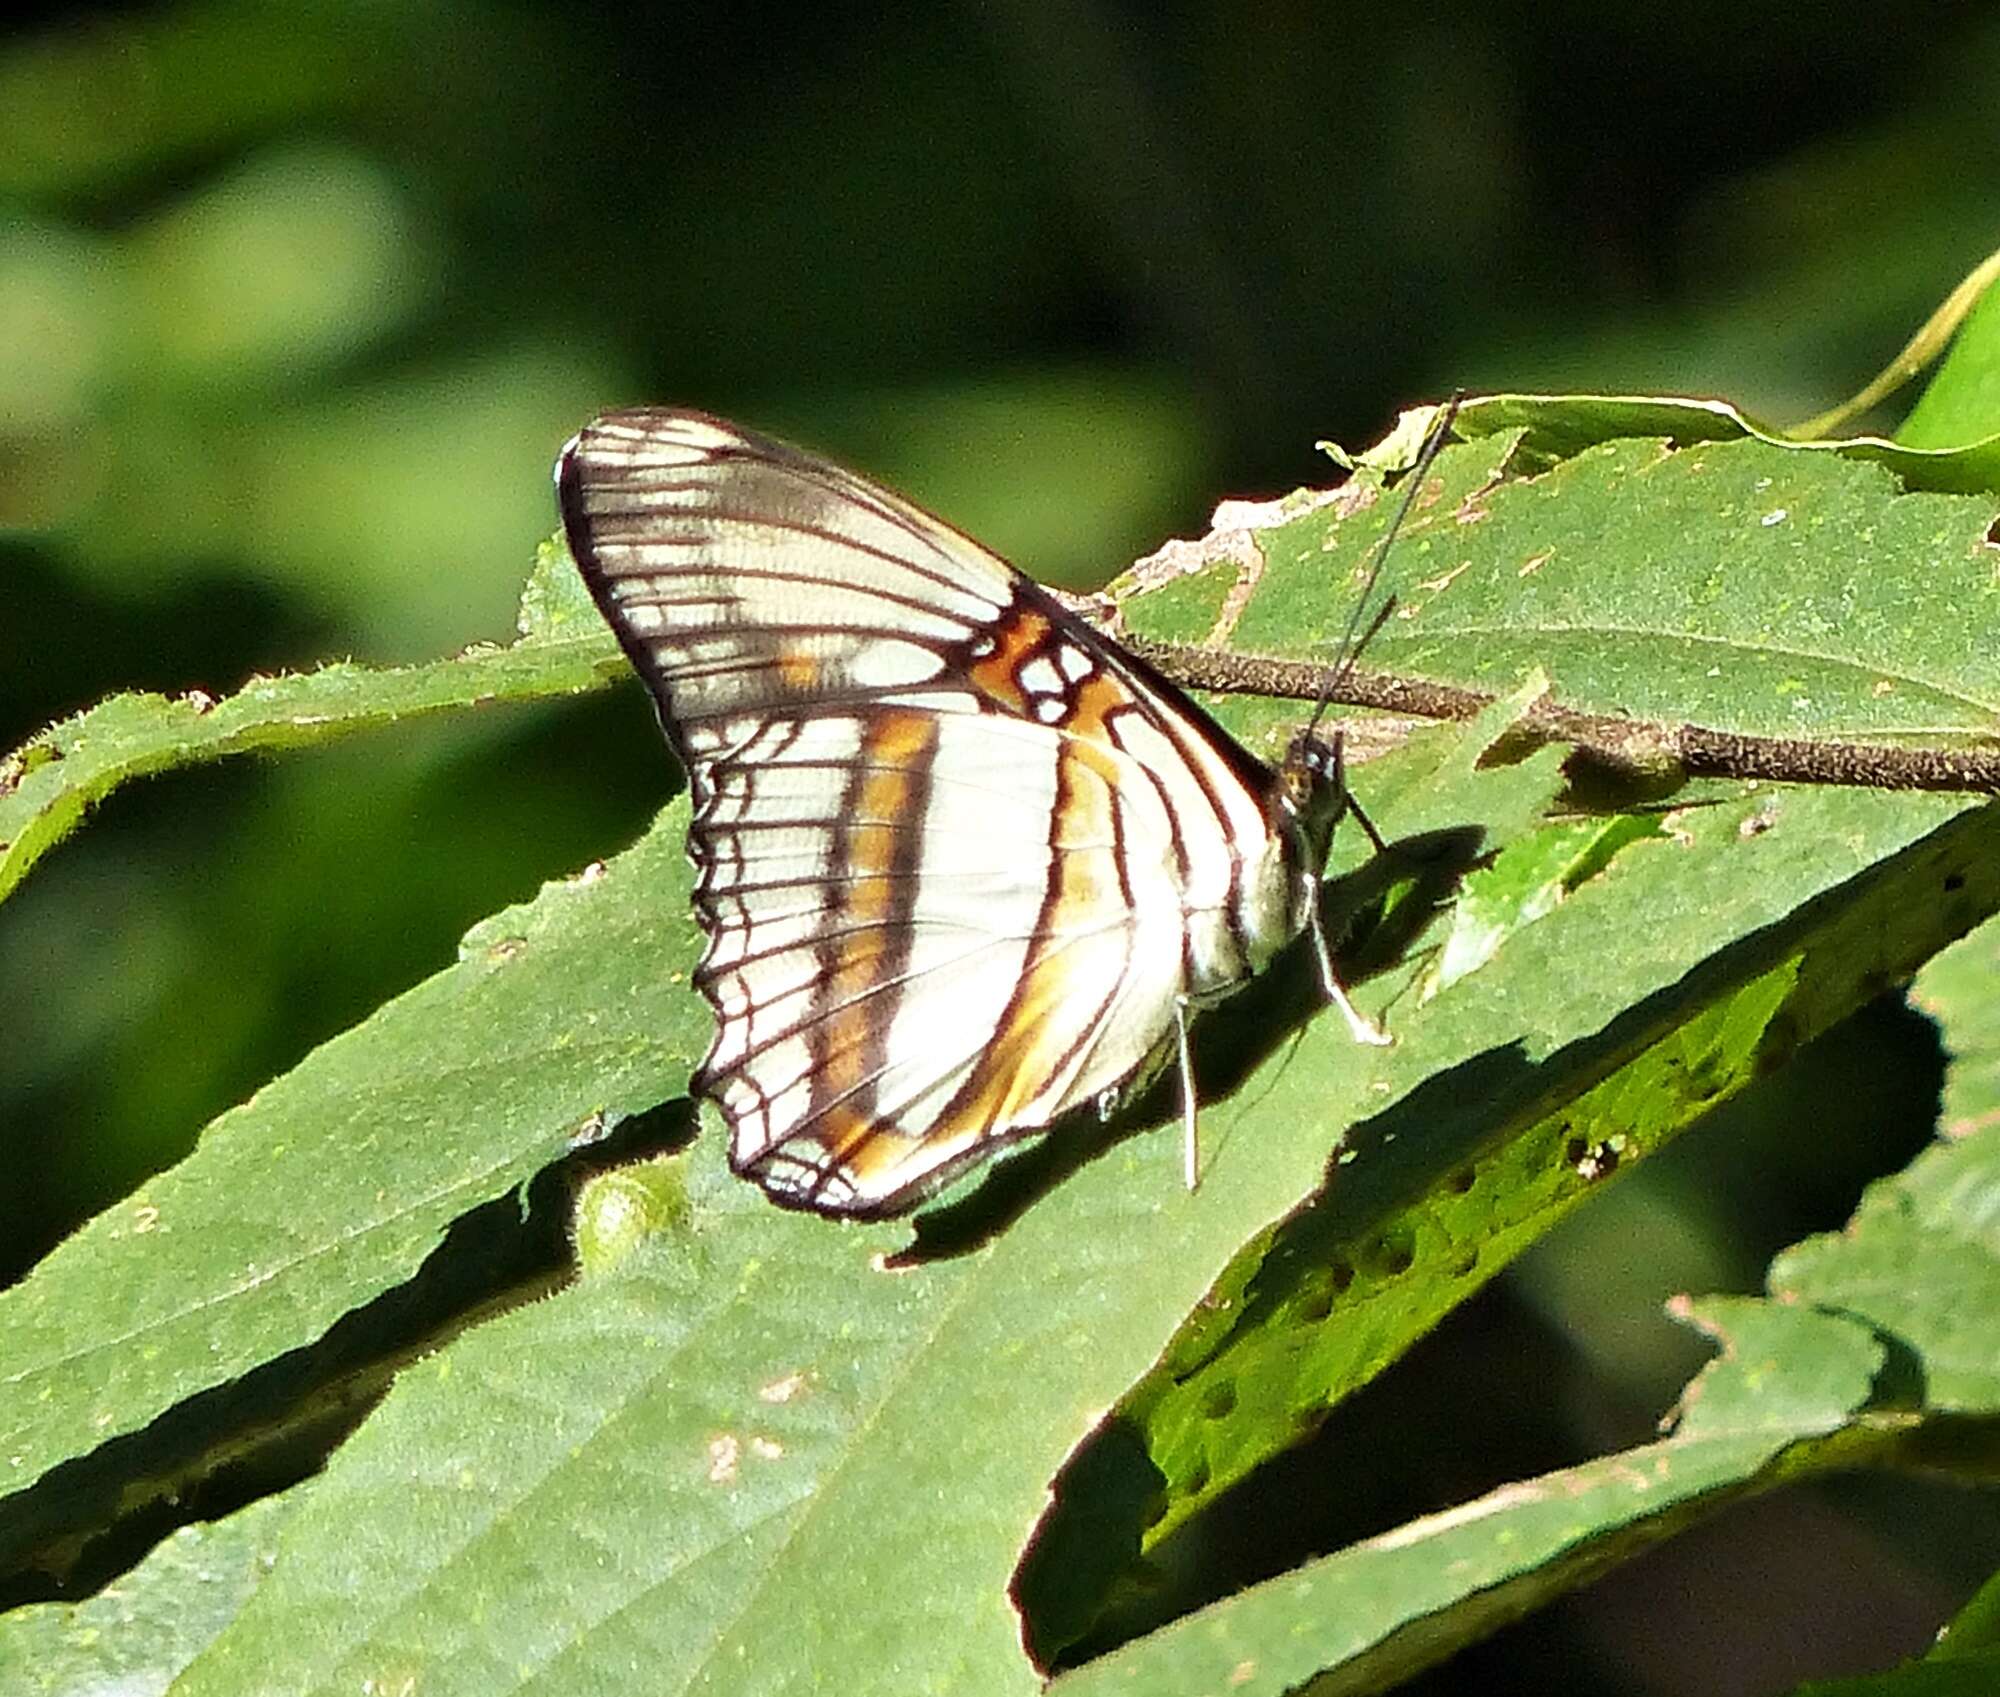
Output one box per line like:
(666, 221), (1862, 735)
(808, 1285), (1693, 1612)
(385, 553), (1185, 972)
(1305, 392), (1465, 740)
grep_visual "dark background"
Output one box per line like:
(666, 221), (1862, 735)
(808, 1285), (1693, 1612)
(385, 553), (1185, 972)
(3, 4), (1997, 1690)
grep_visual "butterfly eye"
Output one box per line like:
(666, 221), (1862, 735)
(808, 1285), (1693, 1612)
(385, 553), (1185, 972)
(1281, 730), (1334, 790)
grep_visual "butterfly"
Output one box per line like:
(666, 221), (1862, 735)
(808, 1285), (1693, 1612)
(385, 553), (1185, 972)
(556, 408), (1391, 1216)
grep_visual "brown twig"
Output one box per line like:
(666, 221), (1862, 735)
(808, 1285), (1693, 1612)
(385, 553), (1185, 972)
(1127, 638), (2000, 794)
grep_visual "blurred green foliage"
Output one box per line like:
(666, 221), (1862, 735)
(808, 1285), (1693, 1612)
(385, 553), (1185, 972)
(4, 4), (1998, 1692)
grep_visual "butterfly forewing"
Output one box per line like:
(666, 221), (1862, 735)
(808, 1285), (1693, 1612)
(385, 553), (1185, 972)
(558, 408), (1307, 1214)
(556, 412), (1011, 743)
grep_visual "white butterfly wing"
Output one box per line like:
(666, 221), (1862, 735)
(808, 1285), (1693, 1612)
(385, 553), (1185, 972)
(558, 409), (1284, 1214)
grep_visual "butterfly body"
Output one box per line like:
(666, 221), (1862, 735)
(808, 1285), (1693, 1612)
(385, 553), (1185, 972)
(557, 409), (1353, 1215)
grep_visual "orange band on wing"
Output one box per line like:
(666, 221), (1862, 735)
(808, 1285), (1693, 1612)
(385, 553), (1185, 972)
(811, 710), (940, 1122)
(966, 607), (1051, 713)
(1054, 671), (1128, 739)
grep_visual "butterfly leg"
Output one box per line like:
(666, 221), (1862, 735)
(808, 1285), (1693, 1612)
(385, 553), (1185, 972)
(1313, 725), (1394, 1046)
(1308, 900), (1393, 1048)
(1345, 794), (1390, 856)
(1175, 996), (1201, 1191)
(1329, 726), (1389, 855)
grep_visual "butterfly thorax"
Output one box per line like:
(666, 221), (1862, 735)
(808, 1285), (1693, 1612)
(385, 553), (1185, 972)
(1176, 727), (1345, 1005)
(1193, 840), (1291, 992)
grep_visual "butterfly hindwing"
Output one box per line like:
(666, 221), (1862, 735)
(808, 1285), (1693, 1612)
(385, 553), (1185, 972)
(693, 707), (1188, 1210)
(558, 409), (1299, 1213)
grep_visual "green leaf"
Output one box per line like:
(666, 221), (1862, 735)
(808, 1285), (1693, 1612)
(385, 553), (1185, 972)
(138, 701), (1556, 1697)
(1107, 793), (1993, 1573)
(1935, 1565), (2000, 1659)
(515, 533), (601, 641)
(1384, 435), (1997, 738)
(1054, 917), (2000, 1695)
(1116, 430), (2000, 750)
(1790, 1662), (2000, 1697)
(13, 412), (2000, 1693)
(1054, 1297), (1885, 1697)
(1915, 905), (2000, 1149)
(1896, 262), (2000, 450)
(0, 1494), (299, 1697)
(1448, 391), (2000, 495)
(0, 809), (707, 1565)
(1422, 811), (1663, 997)
(1074, 428), (2000, 1569)
(0, 594), (626, 908)
(1772, 921), (2000, 1415)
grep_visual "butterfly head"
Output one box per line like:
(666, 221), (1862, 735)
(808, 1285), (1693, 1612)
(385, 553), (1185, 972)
(1274, 727), (1351, 914)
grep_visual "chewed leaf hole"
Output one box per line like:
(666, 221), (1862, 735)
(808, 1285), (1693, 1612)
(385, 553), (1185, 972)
(1295, 1283), (1335, 1324)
